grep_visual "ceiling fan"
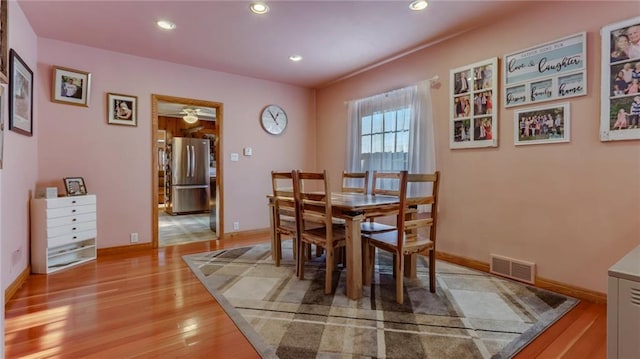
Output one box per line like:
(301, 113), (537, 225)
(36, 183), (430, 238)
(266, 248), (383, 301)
(181, 108), (200, 124)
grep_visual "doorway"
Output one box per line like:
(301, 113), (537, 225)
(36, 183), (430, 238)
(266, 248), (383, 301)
(151, 94), (224, 248)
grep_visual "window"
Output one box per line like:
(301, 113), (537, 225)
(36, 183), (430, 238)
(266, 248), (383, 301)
(347, 83), (435, 181)
(360, 107), (411, 171)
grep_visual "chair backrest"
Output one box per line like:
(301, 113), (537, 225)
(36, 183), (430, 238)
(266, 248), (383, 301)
(371, 171), (403, 196)
(271, 171), (297, 231)
(396, 171), (441, 249)
(293, 170), (333, 240)
(341, 171), (369, 194)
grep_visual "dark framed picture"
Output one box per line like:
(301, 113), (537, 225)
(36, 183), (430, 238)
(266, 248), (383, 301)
(514, 102), (570, 146)
(9, 49), (33, 136)
(52, 66), (91, 106)
(0, 0), (8, 84)
(63, 177), (87, 196)
(600, 16), (640, 142)
(107, 93), (137, 126)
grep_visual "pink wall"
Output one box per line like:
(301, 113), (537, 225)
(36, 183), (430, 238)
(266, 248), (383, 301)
(35, 39), (316, 249)
(2, 0), (38, 292)
(316, 2), (640, 294)
(2, 1), (39, 350)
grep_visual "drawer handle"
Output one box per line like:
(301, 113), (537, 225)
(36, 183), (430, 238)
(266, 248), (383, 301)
(72, 227), (77, 231)
(72, 218), (77, 222)
(72, 209), (76, 213)
(72, 200), (76, 204)
(73, 236), (77, 239)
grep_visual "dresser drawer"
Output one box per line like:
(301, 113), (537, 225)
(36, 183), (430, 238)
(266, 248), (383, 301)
(48, 229), (97, 248)
(46, 221), (97, 238)
(47, 212), (96, 227)
(44, 195), (96, 209)
(47, 204), (96, 219)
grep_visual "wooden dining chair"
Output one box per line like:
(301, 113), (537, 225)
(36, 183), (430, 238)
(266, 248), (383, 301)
(270, 171), (299, 267)
(341, 171), (369, 194)
(293, 170), (346, 294)
(361, 171), (403, 234)
(363, 170), (440, 304)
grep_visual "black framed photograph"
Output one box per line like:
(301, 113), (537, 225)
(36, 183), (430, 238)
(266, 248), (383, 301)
(0, 0), (8, 84)
(63, 177), (87, 196)
(107, 93), (137, 126)
(51, 66), (91, 107)
(9, 48), (33, 136)
(514, 102), (570, 146)
(600, 16), (640, 142)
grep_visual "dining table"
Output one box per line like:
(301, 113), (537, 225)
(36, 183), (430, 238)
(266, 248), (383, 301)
(268, 192), (414, 300)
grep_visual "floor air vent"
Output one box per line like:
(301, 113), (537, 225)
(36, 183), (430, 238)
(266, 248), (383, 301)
(490, 254), (536, 284)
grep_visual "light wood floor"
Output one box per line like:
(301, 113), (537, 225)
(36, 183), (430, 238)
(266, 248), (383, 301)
(4, 233), (606, 358)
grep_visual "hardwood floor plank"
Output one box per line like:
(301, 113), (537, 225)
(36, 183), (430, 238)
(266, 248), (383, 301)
(4, 234), (606, 358)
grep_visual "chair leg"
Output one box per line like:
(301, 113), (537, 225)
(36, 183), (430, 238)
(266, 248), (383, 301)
(396, 252), (404, 304)
(429, 248), (436, 293)
(274, 233), (282, 267)
(325, 247), (333, 294)
(363, 242), (373, 286)
(299, 242), (306, 280)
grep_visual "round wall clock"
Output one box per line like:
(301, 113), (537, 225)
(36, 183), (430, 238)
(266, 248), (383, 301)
(260, 105), (288, 135)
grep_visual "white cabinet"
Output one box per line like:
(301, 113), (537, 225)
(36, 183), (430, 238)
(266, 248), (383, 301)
(607, 245), (640, 359)
(30, 195), (97, 274)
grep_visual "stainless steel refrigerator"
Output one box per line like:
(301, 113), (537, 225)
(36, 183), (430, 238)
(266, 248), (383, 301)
(166, 137), (210, 215)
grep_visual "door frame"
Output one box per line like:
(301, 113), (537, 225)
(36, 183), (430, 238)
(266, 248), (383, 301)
(151, 94), (224, 248)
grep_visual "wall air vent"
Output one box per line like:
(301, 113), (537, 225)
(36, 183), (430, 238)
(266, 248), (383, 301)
(490, 254), (535, 284)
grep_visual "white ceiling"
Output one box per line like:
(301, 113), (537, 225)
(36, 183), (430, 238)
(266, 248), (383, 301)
(18, 0), (533, 89)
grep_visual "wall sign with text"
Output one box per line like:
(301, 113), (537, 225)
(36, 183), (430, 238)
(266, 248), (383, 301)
(503, 32), (587, 108)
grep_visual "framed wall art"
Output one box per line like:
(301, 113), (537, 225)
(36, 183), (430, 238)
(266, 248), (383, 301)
(52, 66), (91, 106)
(0, 0), (8, 84)
(107, 93), (137, 126)
(449, 57), (498, 149)
(600, 16), (640, 142)
(514, 102), (570, 146)
(63, 177), (87, 196)
(9, 49), (33, 136)
(504, 32), (586, 108)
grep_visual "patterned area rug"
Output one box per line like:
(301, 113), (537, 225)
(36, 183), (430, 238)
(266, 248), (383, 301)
(183, 243), (578, 359)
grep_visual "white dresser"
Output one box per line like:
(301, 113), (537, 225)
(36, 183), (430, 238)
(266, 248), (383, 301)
(30, 195), (97, 274)
(607, 245), (640, 359)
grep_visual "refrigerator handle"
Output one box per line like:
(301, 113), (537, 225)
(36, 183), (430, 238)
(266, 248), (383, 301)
(186, 145), (191, 178)
(190, 145), (196, 177)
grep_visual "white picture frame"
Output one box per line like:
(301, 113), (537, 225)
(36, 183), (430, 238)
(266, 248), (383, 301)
(599, 16), (640, 142)
(449, 57), (498, 149)
(514, 102), (570, 146)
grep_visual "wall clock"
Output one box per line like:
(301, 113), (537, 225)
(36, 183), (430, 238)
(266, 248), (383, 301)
(260, 104), (288, 135)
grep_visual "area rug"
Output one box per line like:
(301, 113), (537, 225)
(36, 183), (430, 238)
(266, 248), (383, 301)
(183, 243), (578, 359)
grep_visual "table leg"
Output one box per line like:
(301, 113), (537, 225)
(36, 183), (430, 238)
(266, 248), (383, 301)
(345, 217), (363, 300)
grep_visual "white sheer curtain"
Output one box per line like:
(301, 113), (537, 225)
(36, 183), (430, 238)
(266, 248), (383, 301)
(345, 81), (436, 190)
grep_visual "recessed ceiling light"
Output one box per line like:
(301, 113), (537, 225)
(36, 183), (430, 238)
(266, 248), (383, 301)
(409, 0), (428, 11)
(250, 2), (269, 15)
(289, 55), (303, 62)
(157, 20), (176, 30)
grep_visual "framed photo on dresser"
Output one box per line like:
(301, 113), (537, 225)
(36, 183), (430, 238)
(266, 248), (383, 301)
(63, 177), (87, 196)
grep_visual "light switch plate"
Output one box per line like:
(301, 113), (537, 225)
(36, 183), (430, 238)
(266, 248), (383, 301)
(230, 153), (239, 161)
(243, 147), (253, 156)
